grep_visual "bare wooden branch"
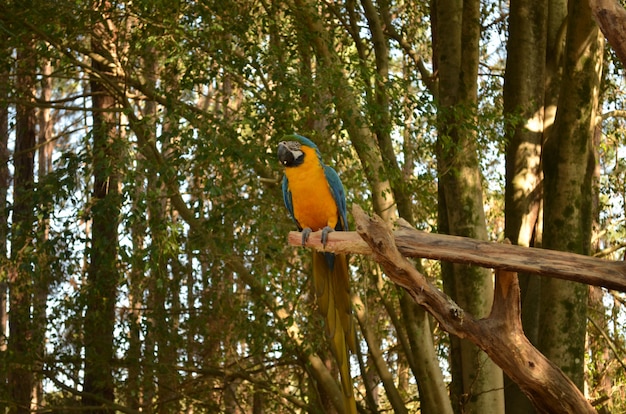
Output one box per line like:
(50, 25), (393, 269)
(346, 206), (595, 414)
(590, 0), (626, 66)
(288, 218), (626, 292)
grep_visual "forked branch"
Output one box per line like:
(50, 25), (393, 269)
(287, 205), (599, 413)
(353, 206), (594, 414)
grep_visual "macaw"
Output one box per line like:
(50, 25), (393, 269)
(278, 134), (356, 414)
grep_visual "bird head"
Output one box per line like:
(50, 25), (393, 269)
(277, 134), (320, 168)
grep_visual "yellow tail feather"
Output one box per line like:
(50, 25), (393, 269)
(313, 252), (357, 414)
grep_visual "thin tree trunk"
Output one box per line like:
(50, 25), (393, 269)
(399, 294), (453, 414)
(8, 37), (37, 414)
(143, 41), (181, 414)
(353, 295), (408, 414)
(503, 0), (547, 412)
(32, 56), (54, 410)
(82, 3), (121, 411)
(504, 0), (546, 249)
(0, 42), (10, 414)
(359, 2), (453, 412)
(127, 168), (145, 411)
(147, 171), (180, 413)
(433, 0), (505, 412)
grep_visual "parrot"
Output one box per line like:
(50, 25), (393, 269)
(277, 134), (357, 414)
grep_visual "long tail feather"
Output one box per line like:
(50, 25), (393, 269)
(313, 252), (357, 414)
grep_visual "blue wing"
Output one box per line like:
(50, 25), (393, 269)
(282, 175), (302, 230)
(324, 165), (349, 231)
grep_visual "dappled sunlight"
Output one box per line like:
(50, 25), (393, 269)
(524, 108), (545, 133)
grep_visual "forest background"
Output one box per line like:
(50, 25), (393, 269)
(0, 0), (625, 413)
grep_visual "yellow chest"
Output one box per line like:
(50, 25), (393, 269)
(285, 160), (338, 231)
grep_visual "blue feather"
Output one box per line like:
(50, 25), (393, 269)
(282, 175), (300, 230)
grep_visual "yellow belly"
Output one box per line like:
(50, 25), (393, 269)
(285, 157), (338, 231)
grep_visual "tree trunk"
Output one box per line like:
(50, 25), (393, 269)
(360, 2), (452, 412)
(503, 0), (547, 412)
(399, 295), (453, 414)
(127, 168), (145, 411)
(82, 3), (121, 411)
(147, 168), (180, 414)
(433, 0), (505, 412)
(144, 41), (181, 414)
(504, 0), (546, 249)
(353, 294), (408, 414)
(540, 0), (603, 391)
(8, 37), (37, 414)
(0, 41), (10, 414)
(31, 57), (54, 410)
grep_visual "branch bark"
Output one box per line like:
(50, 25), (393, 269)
(590, 0), (626, 66)
(288, 215), (626, 293)
(328, 205), (595, 414)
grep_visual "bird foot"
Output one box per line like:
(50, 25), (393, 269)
(321, 226), (334, 248)
(301, 226), (334, 248)
(301, 228), (313, 246)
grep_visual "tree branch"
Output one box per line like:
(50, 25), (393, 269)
(341, 205), (596, 414)
(288, 213), (626, 293)
(590, 0), (626, 67)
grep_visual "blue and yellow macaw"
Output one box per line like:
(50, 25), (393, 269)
(278, 134), (356, 414)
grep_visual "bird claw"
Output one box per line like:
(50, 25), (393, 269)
(301, 228), (312, 246)
(301, 226), (334, 248)
(321, 226), (334, 248)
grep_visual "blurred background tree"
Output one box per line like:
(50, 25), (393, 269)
(0, 0), (624, 413)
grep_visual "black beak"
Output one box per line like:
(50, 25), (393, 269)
(277, 142), (293, 166)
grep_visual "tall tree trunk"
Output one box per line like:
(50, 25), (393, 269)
(147, 171), (180, 414)
(140, 41), (181, 414)
(503, 0), (547, 412)
(31, 56), (54, 410)
(433, 0), (504, 412)
(399, 294), (452, 414)
(0, 42), (10, 414)
(82, 3), (121, 411)
(360, 2), (452, 413)
(540, 0), (603, 390)
(504, 0), (547, 249)
(127, 165), (145, 411)
(9, 37), (37, 414)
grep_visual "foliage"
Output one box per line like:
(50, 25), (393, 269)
(0, 0), (624, 413)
